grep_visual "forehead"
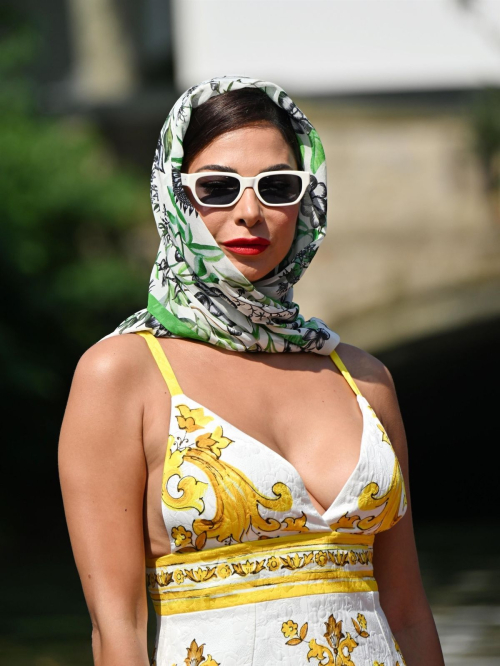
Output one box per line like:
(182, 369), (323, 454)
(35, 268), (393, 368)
(187, 125), (296, 175)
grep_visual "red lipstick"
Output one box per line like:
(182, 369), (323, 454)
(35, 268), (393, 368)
(221, 237), (270, 255)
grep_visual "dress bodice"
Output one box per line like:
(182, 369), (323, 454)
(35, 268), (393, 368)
(137, 330), (407, 559)
(136, 331), (408, 666)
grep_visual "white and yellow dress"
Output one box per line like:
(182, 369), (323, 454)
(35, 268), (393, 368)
(138, 331), (408, 666)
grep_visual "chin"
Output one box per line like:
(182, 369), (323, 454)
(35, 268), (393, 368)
(229, 259), (276, 282)
(237, 267), (270, 282)
(221, 249), (281, 282)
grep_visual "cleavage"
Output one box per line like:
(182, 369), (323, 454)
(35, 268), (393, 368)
(174, 389), (365, 522)
(160, 340), (365, 519)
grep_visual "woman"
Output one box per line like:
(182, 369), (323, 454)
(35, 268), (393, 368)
(59, 76), (444, 666)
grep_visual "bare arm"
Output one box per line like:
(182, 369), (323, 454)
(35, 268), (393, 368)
(363, 359), (444, 666)
(59, 336), (150, 666)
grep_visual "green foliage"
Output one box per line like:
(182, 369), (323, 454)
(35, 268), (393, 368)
(0, 13), (154, 655)
(0, 15), (150, 407)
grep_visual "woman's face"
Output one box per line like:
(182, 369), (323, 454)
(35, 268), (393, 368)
(185, 125), (300, 282)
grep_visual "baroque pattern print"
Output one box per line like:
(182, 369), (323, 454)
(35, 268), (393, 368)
(330, 408), (407, 535)
(162, 403), (307, 546)
(146, 546), (373, 591)
(174, 639), (219, 666)
(280, 613), (405, 666)
(281, 612), (371, 665)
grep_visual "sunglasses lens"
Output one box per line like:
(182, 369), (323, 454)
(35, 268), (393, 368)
(258, 174), (303, 204)
(195, 175), (240, 206)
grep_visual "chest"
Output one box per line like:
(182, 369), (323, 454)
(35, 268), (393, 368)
(155, 389), (405, 556)
(142, 343), (406, 559)
(144, 347), (363, 513)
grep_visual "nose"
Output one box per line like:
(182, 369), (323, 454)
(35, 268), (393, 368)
(233, 185), (263, 228)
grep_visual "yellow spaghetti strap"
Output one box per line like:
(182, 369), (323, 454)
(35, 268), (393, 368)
(329, 350), (362, 397)
(135, 331), (183, 397)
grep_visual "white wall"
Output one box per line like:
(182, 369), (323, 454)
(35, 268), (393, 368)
(172, 0), (500, 95)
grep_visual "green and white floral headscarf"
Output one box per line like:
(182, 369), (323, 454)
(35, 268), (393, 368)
(101, 76), (339, 353)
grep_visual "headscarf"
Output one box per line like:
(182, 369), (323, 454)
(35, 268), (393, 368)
(100, 76), (339, 354)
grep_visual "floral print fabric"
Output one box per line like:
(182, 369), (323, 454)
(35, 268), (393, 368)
(100, 76), (339, 354)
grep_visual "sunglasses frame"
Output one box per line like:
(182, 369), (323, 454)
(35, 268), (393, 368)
(180, 170), (311, 208)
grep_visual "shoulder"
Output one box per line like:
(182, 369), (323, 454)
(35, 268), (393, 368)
(334, 342), (401, 431)
(335, 342), (393, 390)
(60, 334), (154, 469)
(73, 332), (152, 398)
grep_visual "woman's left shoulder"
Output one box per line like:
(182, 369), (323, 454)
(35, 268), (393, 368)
(334, 342), (400, 428)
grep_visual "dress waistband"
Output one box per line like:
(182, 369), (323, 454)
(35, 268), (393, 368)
(146, 532), (377, 616)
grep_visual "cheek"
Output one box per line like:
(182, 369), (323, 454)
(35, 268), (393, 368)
(184, 189), (222, 237)
(270, 205), (299, 247)
(194, 208), (225, 239)
(197, 212), (218, 237)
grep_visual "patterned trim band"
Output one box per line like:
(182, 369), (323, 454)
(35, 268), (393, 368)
(146, 533), (377, 616)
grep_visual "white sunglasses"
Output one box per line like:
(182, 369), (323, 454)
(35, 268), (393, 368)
(181, 170), (311, 208)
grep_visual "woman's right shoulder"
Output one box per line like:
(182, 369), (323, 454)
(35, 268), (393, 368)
(73, 332), (152, 395)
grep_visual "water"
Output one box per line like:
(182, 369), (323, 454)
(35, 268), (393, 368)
(417, 523), (500, 664)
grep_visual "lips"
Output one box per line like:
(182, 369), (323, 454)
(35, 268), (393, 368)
(221, 237), (270, 255)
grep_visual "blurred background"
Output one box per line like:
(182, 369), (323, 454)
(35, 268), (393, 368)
(1, 0), (499, 664)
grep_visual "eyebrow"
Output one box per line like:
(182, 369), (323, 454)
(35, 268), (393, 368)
(194, 163), (294, 174)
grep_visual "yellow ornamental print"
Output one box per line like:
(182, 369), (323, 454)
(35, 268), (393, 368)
(216, 563), (231, 579)
(392, 635), (407, 665)
(337, 634), (358, 666)
(307, 638), (333, 663)
(315, 551), (329, 567)
(184, 567), (217, 583)
(282, 612), (371, 665)
(366, 404), (392, 447)
(162, 435), (208, 513)
(357, 458), (406, 532)
(352, 614), (369, 639)
(155, 570), (173, 587)
(172, 638), (219, 666)
(330, 458), (406, 534)
(232, 559), (266, 576)
(282, 620), (299, 638)
(185, 445), (293, 544)
(331, 514), (358, 531)
(163, 405), (294, 545)
(171, 525), (192, 547)
(281, 511), (310, 533)
(173, 569), (185, 585)
(267, 556), (280, 571)
(357, 550), (373, 566)
(280, 552), (314, 570)
(195, 427), (232, 458)
(330, 551), (348, 567)
(176, 404), (213, 432)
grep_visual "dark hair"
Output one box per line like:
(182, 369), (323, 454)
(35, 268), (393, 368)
(182, 88), (302, 170)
